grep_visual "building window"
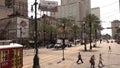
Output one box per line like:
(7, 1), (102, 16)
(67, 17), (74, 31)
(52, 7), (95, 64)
(5, 0), (13, 8)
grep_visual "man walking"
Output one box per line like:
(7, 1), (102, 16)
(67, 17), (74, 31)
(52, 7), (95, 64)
(76, 52), (83, 64)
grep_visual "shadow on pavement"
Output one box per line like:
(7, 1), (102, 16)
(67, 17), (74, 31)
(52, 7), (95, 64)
(76, 63), (83, 65)
(79, 50), (99, 52)
(57, 60), (65, 64)
(105, 63), (120, 67)
(93, 46), (102, 48)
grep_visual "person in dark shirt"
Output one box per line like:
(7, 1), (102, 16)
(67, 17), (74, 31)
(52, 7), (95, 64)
(90, 55), (95, 68)
(76, 52), (83, 64)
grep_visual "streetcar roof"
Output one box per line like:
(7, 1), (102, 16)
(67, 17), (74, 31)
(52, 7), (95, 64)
(0, 40), (12, 42)
(0, 43), (23, 49)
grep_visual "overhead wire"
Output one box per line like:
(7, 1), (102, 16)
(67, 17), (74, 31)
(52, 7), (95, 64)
(100, 1), (118, 9)
(98, 1), (120, 22)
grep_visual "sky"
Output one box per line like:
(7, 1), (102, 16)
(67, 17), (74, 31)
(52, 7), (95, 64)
(28, 0), (120, 36)
(91, 0), (120, 36)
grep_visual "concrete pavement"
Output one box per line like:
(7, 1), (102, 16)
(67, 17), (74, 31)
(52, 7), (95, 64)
(23, 40), (120, 68)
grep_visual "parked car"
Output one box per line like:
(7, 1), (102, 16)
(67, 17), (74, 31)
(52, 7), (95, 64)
(80, 40), (85, 45)
(74, 39), (81, 45)
(54, 43), (62, 49)
(116, 40), (120, 44)
(46, 44), (54, 48)
(65, 39), (71, 47)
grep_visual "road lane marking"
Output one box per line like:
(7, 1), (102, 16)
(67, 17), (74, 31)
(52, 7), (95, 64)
(23, 55), (61, 68)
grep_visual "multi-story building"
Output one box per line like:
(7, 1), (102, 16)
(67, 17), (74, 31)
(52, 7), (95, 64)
(91, 7), (101, 39)
(0, 17), (29, 40)
(111, 20), (120, 38)
(91, 7), (100, 19)
(0, 0), (28, 44)
(0, 0), (28, 19)
(51, 0), (91, 25)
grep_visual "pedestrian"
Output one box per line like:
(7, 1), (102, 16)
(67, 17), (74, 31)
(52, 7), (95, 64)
(98, 53), (104, 67)
(90, 55), (95, 68)
(100, 39), (102, 43)
(76, 52), (83, 64)
(108, 46), (111, 52)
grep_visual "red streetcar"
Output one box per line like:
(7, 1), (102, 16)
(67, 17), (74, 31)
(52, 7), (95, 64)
(0, 40), (23, 68)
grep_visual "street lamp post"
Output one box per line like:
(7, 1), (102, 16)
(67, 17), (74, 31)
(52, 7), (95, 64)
(73, 24), (77, 45)
(50, 27), (53, 44)
(31, 0), (40, 68)
(62, 23), (65, 61)
(42, 14), (46, 47)
(83, 22), (87, 51)
(20, 28), (22, 44)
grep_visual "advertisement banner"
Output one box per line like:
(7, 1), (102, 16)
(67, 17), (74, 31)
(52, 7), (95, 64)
(40, 1), (58, 12)
(17, 17), (29, 38)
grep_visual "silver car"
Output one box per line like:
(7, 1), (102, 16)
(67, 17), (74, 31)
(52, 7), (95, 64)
(54, 43), (62, 49)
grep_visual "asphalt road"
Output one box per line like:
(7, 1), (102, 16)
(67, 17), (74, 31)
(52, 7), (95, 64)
(23, 40), (120, 68)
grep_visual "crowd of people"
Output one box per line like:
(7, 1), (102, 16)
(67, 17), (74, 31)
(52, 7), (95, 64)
(76, 44), (112, 68)
(76, 52), (105, 68)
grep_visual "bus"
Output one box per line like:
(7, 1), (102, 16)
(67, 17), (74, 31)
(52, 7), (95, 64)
(0, 40), (23, 68)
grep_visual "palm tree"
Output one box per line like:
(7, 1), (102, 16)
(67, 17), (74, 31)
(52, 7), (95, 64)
(84, 14), (101, 50)
(116, 27), (120, 39)
(56, 18), (73, 39)
(116, 28), (120, 33)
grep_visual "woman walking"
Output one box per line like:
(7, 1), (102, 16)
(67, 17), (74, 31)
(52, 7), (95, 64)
(90, 55), (95, 68)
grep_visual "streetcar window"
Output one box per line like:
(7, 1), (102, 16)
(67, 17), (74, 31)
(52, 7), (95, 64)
(18, 49), (20, 56)
(11, 50), (14, 58)
(11, 49), (15, 67)
(20, 49), (22, 56)
(1, 50), (8, 62)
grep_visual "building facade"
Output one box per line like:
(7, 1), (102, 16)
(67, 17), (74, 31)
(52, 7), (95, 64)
(111, 20), (120, 38)
(51, 0), (91, 25)
(0, 0), (28, 19)
(0, 16), (29, 40)
(91, 7), (101, 38)
(91, 7), (100, 19)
